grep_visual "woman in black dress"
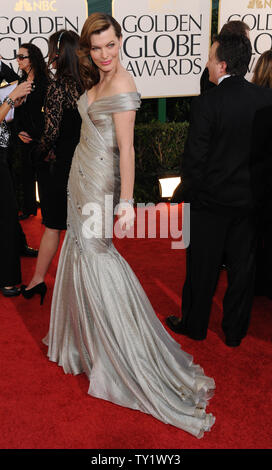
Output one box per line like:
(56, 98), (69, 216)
(0, 46), (48, 218)
(21, 30), (83, 303)
(0, 81), (33, 296)
(14, 43), (48, 219)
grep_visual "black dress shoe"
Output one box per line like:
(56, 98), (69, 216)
(166, 316), (187, 334)
(20, 245), (38, 257)
(166, 316), (206, 340)
(18, 213), (30, 220)
(225, 338), (241, 347)
(0, 286), (21, 297)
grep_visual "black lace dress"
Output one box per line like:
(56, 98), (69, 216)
(37, 76), (82, 230)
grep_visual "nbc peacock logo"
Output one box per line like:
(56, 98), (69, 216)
(14, 0), (57, 11)
(248, 0), (272, 7)
(148, 0), (177, 11)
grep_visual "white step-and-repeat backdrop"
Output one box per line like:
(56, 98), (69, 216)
(113, 0), (212, 98)
(0, 0), (87, 70)
(219, 0), (272, 81)
(1, 0), (271, 96)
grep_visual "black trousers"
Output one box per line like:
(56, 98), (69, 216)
(0, 148), (26, 286)
(255, 219), (272, 298)
(181, 207), (257, 340)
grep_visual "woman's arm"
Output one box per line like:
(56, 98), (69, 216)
(113, 109), (136, 201)
(113, 108), (137, 231)
(109, 72), (138, 229)
(0, 81), (32, 123)
(38, 80), (64, 159)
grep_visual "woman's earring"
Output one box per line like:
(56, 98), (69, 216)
(119, 48), (123, 61)
(88, 54), (93, 65)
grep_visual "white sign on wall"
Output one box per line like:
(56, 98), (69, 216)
(113, 0), (212, 98)
(0, 0), (88, 71)
(219, 0), (272, 80)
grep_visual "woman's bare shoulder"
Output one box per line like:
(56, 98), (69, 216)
(111, 69), (137, 94)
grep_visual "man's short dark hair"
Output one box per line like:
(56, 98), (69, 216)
(220, 20), (250, 37)
(214, 33), (252, 76)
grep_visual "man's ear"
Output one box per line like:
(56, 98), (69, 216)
(220, 61), (227, 74)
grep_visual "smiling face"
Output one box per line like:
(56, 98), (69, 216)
(90, 25), (122, 74)
(17, 47), (31, 73)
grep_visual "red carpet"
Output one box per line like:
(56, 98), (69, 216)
(0, 206), (271, 450)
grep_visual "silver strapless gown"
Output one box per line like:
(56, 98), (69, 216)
(44, 91), (215, 438)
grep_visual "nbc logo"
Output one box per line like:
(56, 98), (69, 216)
(248, 0), (272, 7)
(14, 0), (57, 11)
(149, 0), (177, 11)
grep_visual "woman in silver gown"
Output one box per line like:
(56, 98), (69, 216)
(44, 13), (215, 438)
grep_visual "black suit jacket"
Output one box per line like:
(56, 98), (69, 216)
(0, 61), (19, 83)
(200, 67), (216, 94)
(179, 76), (272, 212)
(250, 105), (272, 222)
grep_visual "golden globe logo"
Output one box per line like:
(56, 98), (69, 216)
(14, 0), (57, 11)
(248, 0), (272, 7)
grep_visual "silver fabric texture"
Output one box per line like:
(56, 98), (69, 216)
(43, 91), (215, 438)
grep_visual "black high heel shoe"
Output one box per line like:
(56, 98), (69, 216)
(21, 282), (47, 305)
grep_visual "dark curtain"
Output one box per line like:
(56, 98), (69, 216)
(88, 0), (112, 15)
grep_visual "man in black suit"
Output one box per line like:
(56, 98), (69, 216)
(250, 105), (272, 300)
(166, 34), (272, 346)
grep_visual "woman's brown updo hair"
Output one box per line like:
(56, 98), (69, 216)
(78, 13), (122, 90)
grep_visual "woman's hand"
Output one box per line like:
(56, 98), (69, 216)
(10, 80), (32, 101)
(14, 96), (25, 108)
(18, 131), (32, 143)
(44, 149), (56, 162)
(116, 201), (135, 231)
